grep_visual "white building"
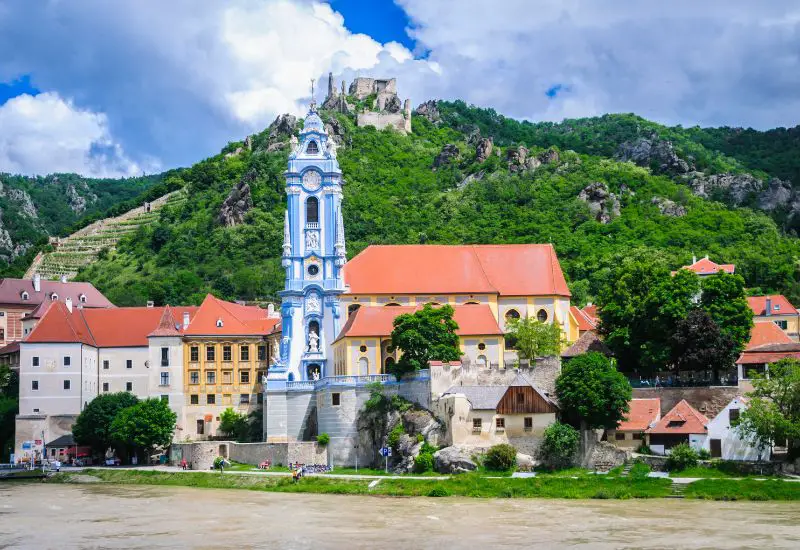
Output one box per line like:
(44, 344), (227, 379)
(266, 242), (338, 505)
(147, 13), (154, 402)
(705, 397), (763, 461)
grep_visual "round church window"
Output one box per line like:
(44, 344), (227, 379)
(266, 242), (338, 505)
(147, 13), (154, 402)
(307, 264), (319, 277)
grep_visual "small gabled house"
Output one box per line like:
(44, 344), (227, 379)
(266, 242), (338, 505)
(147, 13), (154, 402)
(435, 374), (558, 453)
(747, 295), (800, 341)
(607, 398), (661, 449)
(705, 397), (764, 461)
(647, 399), (709, 455)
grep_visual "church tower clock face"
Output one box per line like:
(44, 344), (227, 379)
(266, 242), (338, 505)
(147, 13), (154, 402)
(303, 170), (321, 191)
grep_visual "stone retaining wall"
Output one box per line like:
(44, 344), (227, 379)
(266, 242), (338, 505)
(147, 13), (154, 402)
(172, 441), (327, 470)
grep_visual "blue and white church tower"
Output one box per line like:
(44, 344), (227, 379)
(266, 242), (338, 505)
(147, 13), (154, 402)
(269, 103), (347, 384)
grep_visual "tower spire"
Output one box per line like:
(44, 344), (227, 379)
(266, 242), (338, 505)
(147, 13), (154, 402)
(309, 78), (317, 112)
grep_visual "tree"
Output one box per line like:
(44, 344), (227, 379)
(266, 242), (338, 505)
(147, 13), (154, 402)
(555, 352), (632, 430)
(537, 422), (579, 470)
(505, 316), (565, 360)
(389, 304), (461, 379)
(670, 308), (738, 382)
(699, 272), (753, 356)
(219, 407), (249, 441)
(737, 358), (800, 458)
(110, 398), (177, 459)
(72, 392), (140, 455)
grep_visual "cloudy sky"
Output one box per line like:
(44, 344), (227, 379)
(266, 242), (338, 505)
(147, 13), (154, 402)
(1, 0), (799, 177)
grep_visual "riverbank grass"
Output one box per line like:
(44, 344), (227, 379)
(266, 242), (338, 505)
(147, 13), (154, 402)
(50, 469), (672, 499)
(683, 479), (800, 501)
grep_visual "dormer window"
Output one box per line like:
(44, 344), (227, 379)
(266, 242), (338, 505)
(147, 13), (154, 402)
(21, 291), (29, 301)
(306, 140), (319, 155)
(216, 318), (224, 328)
(51, 293), (59, 301)
(79, 294), (87, 303)
(775, 304), (781, 311)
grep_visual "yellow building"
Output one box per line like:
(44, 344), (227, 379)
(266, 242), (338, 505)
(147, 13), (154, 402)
(337, 244), (574, 370)
(747, 295), (800, 341)
(181, 295), (279, 438)
(332, 304), (505, 375)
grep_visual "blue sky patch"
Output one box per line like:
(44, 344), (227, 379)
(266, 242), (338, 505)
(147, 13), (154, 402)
(545, 84), (568, 99)
(0, 74), (39, 105)
(328, 0), (414, 50)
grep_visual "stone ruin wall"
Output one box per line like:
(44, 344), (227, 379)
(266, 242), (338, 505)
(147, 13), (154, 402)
(431, 356), (561, 398)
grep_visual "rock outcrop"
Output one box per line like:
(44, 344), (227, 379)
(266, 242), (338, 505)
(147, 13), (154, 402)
(506, 146), (529, 173)
(758, 178), (794, 211)
(66, 183), (87, 214)
(537, 148), (560, 165)
(433, 446), (477, 474)
(615, 137), (691, 175)
(458, 171), (484, 190)
(651, 196), (687, 217)
(324, 116), (346, 146)
(475, 137), (493, 163)
(415, 100), (441, 124)
(433, 144), (460, 170)
(267, 114), (297, 143)
(578, 182), (620, 224)
(684, 172), (763, 206)
(6, 189), (37, 218)
(218, 175), (254, 227)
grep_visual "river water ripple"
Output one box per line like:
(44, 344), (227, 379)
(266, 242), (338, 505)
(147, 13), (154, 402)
(1, 483), (799, 549)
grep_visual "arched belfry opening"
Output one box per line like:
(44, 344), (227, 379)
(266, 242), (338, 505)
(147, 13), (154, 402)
(306, 196), (319, 224)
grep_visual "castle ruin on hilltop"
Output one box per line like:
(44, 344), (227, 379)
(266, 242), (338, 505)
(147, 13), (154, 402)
(322, 73), (411, 134)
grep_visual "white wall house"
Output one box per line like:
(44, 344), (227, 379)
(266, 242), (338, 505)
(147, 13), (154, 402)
(705, 397), (763, 461)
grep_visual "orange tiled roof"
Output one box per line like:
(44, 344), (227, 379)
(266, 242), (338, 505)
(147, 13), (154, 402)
(570, 306), (597, 331)
(617, 398), (660, 431)
(744, 322), (793, 351)
(334, 304), (503, 342)
(343, 244), (570, 297)
(182, 294), (278, 336)
(581, 304), (598, 323)
(678, 257), (735, 276)
(0, 278), (114, 307)
(738, 349), (800, 365)
(747, 295), (798, 316)
(647, 399), (708, 435)
(26, 303), (200, 347)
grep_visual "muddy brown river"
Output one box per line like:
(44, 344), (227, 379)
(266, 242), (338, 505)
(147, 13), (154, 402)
(1, 483), (799, 549)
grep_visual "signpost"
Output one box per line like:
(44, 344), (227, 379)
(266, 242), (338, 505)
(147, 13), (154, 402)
(380, 446), (392, 473)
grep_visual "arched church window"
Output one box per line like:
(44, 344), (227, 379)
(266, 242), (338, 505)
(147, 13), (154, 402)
(384, 357), (395, 371)
(477, 355), (487, 367)
(385, 303), (401, 307)
(464, 301), (480, 305)
(358, 357), (369, 376)
(306, 196), (319, 224)
(306, 140), (319, 154)
(348, 304), (361, 316)
(536, 309), (548, 323)
(505, 309), (520, 323)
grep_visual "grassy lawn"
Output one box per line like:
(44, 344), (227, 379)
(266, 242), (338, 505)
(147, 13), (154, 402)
(670, 466), (774, 479)
(50, 469), (673, 499)
(329, 467), (441, 477)
(684, 479), (800, 501)
(225, 462), (290, 473)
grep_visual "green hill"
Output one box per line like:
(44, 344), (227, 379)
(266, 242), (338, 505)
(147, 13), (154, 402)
(0, 172), (165, 276)
(73, 102), (800, 307)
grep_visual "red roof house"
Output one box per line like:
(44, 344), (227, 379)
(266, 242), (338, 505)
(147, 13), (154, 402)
(647, 399), (709, 450)
(617, 398), (661, 432)
(747, 295), (798, 316)
(675, 256), (735, 277)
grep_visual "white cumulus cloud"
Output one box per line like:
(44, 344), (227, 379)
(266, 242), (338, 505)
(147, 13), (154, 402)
(0, 92), (146, 177)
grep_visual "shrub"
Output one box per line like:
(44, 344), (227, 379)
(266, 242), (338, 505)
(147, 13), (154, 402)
(636, 444), (653, 455)
(316, 433), (330, 446)
(414, 452), (434, 473)
(213, 456), (226, 470)
(537, 422), (579, 470)
(427, 486), (450, 497)
(387, 423), (405, 450)
(697, 448), (711, 460)
(484, 443), (517, 472)
(666, 443), (699, 471)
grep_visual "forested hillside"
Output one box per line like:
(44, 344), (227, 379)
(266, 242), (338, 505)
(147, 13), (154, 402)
(74, 101), (800, 307)
(0, 172), (164, 276)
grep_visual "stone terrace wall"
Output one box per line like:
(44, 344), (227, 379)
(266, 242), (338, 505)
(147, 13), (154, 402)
(633, 386), (740, 419)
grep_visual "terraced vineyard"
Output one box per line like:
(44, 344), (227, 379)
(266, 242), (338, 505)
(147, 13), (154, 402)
(25, 190), (186, 281)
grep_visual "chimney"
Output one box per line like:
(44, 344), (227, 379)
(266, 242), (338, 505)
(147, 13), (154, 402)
(33, 273), (41, 292)
(765, 297), (772, 317)
(183, 312), (190, 330)
(692, 254), (697, 264)
(65, 297), (73, 313)
(60, 275), (68, 283)
(146, 301), (154, 308)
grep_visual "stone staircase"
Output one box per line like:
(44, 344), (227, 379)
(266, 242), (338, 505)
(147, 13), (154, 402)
(25, 190), (186, 281)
